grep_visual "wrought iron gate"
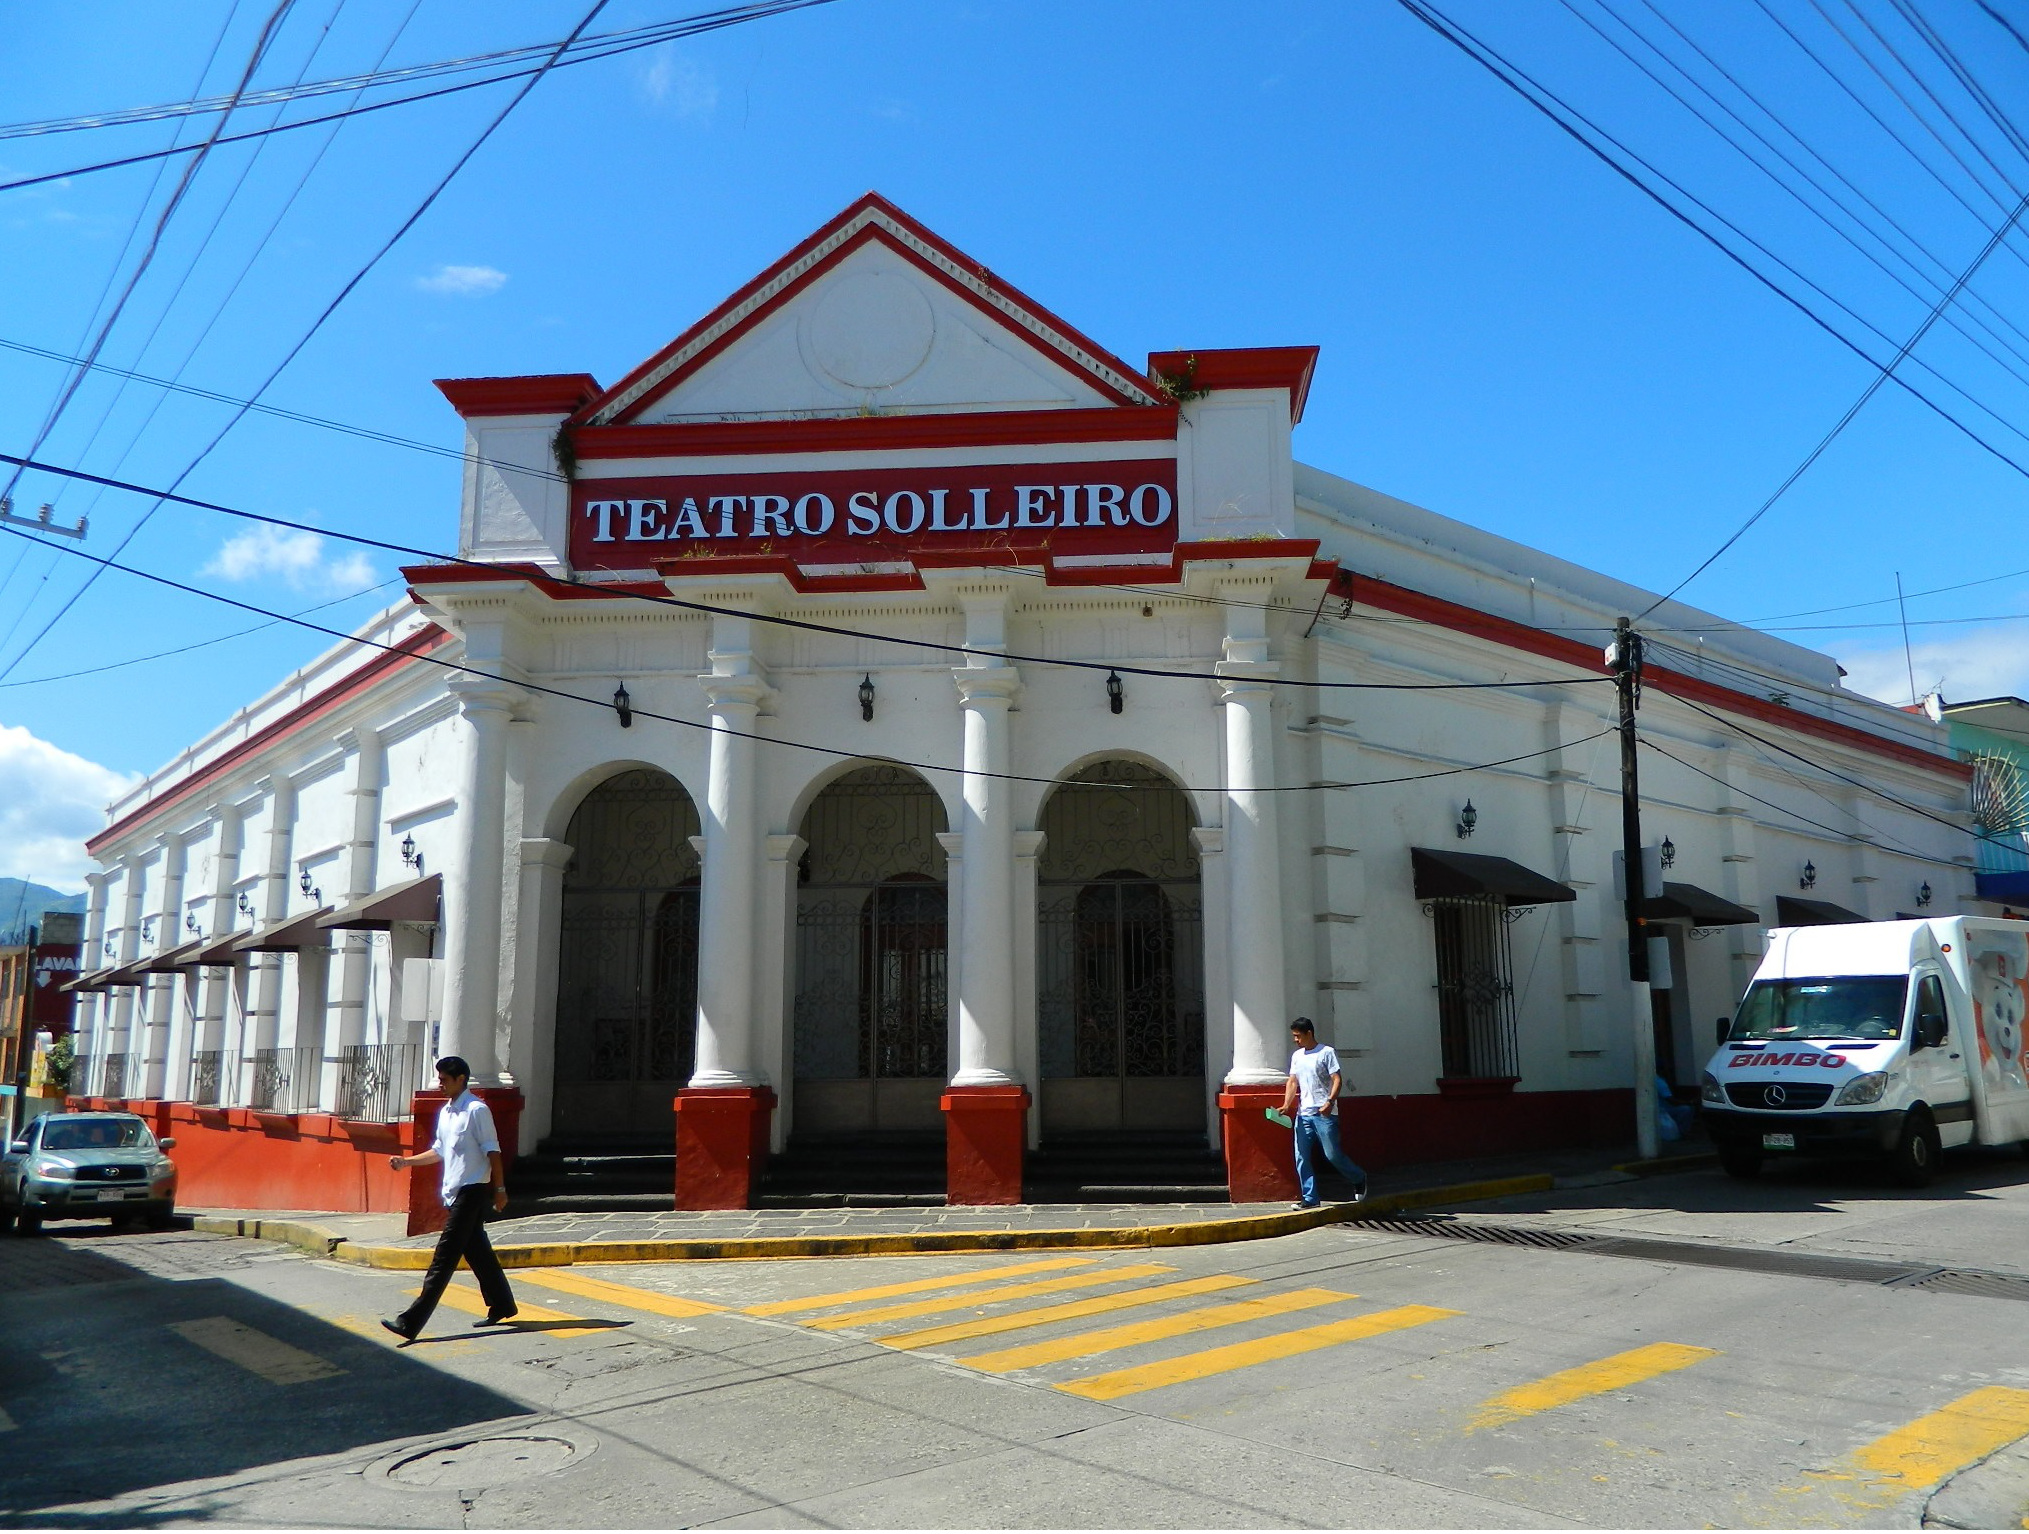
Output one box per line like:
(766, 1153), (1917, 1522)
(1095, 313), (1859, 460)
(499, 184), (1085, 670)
(553, 769), (702, 1136)
(793, 766), (949, 1133)
(1037, 762), (1206, 1133)
(1429, 894), (1521, 1080)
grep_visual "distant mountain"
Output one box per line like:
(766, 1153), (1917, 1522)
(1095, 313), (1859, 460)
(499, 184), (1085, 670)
(0, 879), (87, 946)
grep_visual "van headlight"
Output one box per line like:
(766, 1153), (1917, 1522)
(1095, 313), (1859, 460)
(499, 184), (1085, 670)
(1834, 1072), (1889, 1106)
(1701, 1071), (1724, 1106)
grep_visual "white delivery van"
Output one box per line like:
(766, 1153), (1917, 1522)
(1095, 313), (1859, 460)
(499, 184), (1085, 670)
(1700, 917), (2029, 1185)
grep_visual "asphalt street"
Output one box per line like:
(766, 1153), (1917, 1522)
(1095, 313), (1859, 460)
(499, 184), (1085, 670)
(7, 1153), (2029, 1528)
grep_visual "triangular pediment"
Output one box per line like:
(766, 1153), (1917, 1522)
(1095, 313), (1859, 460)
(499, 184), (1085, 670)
(580, 194), (1159, 427)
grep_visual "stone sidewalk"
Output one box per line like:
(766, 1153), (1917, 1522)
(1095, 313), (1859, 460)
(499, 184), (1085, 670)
(188, 1139), (1713, 1267)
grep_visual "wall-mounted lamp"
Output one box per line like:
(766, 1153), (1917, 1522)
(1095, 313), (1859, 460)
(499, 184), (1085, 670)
(1659, 836), (1676, 870)
(185, 912), (202, 937)
(237, 891), (254, 916)
(613, 681), (632, 729)
(1917, 881), (1934, 908)
(859, 673), (876, 722)
(1800, 860), (1817, 890)
(102, 938), (115, 958)
(1456, 800), (1478, 839)
(139, 916), (155, 942)
(400, 834), (422, 875)
(299, 868), (321, 905)
(1106, 669), (1124, 714)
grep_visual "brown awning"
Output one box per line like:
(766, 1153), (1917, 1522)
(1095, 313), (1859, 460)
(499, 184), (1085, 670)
(1411, 848), (1576, 905)
(142, 938), (209, 973)
(63, 966), (119, 993)
(192, 931), (249, 966)
(98, 957), (153, 988)
(1644, 882), (1761, 927)
(1776, 895), (1870, 926)
(231, 907), (334, 954)
(317, 873), (441, 931)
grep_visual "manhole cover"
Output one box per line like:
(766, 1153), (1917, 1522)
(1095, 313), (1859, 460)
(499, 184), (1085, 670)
(381, 1435), (586, 1488)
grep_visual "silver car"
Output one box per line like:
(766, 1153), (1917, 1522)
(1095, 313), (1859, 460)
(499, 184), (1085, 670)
(1, 1112), (178, 1234)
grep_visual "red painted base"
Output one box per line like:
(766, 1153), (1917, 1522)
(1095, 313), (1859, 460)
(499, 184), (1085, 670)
(1219, 1084), (1298, 1204)
(942, 1084), (1031, 1205)
(674, 1086), (776, 1210)
(405, 1086), (525, 1237)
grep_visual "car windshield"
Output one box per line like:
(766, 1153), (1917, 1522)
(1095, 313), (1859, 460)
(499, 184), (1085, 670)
(1730, 977), (1908, 1044)
(40, 1118), (151, 1151)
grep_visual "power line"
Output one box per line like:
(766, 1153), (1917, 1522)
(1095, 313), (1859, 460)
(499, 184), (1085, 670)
(0, 449), (1616, 695)
(0, 1), (839, 197)
(0, 510), (1616, 799)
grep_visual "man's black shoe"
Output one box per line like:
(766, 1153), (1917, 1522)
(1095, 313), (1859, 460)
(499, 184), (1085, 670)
(381, 1317), (418, 1343)
(478, 1306), (519, 1326)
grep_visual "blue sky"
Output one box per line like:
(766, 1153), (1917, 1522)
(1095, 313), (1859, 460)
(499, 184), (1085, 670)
(3, 0), (2028, 888)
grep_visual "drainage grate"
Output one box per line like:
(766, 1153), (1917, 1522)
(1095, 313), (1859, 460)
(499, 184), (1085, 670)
(1345, 1215), (2029, 1301)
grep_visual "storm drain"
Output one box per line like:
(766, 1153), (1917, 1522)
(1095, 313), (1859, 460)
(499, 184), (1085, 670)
(1344, 1215), (2029, 1301)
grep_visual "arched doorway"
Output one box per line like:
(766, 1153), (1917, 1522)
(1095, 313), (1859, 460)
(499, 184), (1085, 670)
(552, 768), (701, 1138)
(1038, 761), (1205, 1133)
(793, 765), (948, 1134)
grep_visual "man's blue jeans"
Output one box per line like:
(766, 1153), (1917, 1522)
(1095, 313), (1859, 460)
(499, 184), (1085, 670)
(1293, 1111), (1366, 1206)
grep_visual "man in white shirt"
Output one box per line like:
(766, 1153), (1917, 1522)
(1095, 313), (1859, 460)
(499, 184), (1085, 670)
(1280, 1018), (1368, 1210)
(381, 1056), (517, 1341)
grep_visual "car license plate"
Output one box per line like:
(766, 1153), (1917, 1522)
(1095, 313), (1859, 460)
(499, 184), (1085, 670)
(90, 1188), (144, 1201)
(1762, 1133), (1796, 1150)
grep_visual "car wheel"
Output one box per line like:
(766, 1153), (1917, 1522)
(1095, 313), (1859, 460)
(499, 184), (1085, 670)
(1719, 1145), (1763, 1179)
(17, 1212), (41, 1236)
(146, 1203), (175, 1231)
(1891, 1112), (1941, 1188)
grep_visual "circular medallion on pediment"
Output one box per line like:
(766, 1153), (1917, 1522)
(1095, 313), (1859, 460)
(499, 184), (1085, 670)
(805, 267), (936, 390)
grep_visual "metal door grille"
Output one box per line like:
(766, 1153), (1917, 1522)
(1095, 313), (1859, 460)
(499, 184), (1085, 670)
(1430, 895), (1520, 1080)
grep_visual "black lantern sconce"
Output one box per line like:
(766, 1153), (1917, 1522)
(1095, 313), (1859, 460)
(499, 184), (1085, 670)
(400, 835), (423, 875)
(1800, 860), (1817, 890)
(103, 938), (115, 958)
(1106, 669), (1124, 714)
(237, 890), (254, 917)
(1917, 881), (1934, 908)
(139, 916), (155, 943)
(1659, 836), (1676, 870)
(185, 912), (202, 938)
(1456, 800), (1478, 839)
(613, 681), (632, 729)
(859, 673), (876, 722)
(299, 868), (321, 906)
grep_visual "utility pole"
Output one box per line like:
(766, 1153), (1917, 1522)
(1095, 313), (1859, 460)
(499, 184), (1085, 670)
(1610, 617), (1660, 1160)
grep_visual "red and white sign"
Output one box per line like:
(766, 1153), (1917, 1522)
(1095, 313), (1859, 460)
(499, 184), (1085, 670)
(571, 458), (1178, 571)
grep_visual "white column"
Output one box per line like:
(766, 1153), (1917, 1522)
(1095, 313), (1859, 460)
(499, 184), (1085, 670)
(439, 678), (520, 1083)
(1013, 828), (1046, 1147)
(513, 837), (574, 1148)
(952, 665), (1020, 1086)
(143, 833), (187, 1098)
(692, 669), (766, 1086)
(108, 857), (145, 1094)
(1218, 584), (1289, 1087)
(194, 809), (241, 1102)
(328, 729), (384, 1092)
(76, 871), (111, 1088)
(247, 777), (295, 1060)
(757, 832), (806, 1148)
(1191, 826), (1231, 1138)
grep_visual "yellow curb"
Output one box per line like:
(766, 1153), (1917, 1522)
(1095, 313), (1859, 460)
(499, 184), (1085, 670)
(1612, 1151), (1718, 1177)
(190, 1214), (353, 1258)
(307, 1173), (1559, 1270)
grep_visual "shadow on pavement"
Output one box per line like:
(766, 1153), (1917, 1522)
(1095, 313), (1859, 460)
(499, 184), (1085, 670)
(0, 1230), (527, 1520)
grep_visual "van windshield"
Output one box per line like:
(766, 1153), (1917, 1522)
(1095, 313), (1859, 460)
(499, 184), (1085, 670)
(1730, 978), (1907, 1044)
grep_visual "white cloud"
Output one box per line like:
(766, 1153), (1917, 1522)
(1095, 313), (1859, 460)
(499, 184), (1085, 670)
(0, 723), (136, 890)
(1839, 623), (2029, 707)
(202, 524), (375, 594)
(415, 263), (507, 296)
(640, 47), (717, 118)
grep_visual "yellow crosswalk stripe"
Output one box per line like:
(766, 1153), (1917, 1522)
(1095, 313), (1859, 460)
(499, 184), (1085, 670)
(1469, 1343), (1719, 1431)
(882, 1274), (1257, 1352)
(962, 1287), (1353, 1374)
(166, 1317), (343, 1384)
(1056, 1303), (1458, 1401)
(426, 1283), (614, 1338)
(805, 1263), (1178, 1331)
(1853, 1386), (2029, 1490)
(744, 1257), (1095, 1316)
(517, 1269), (724, 1318)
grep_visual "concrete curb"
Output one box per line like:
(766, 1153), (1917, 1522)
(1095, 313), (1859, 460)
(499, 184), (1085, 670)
(1922, 1435), (2029, 1528)
(289, 1172), (1560, 1270)
(190, 1214), (357, 1257)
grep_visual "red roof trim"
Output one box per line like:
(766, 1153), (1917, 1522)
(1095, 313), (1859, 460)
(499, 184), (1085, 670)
(572, 404), (1179, 461)
(1147, 347), (1321, 424)
(86, 626), (453, 855)
(435, 374), (601, 418)
(576, 193), (1158, 427)
(1350, 572), (1968, 780)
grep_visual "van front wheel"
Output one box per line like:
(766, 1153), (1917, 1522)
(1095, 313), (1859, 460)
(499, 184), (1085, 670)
(1891, 1112), (1941, 1188)
(1719, 1145), (1763, 1179)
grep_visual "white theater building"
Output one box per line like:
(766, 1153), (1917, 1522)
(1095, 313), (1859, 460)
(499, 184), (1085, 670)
(67, 194), (1977, 1211)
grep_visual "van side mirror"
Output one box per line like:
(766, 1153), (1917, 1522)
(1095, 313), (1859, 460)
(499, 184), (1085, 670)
(1716, 1016), (1731, 1047)
(1916, 1014), (1947, 1050)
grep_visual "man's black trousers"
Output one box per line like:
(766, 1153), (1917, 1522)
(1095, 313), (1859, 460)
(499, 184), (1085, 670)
(398, 1182), (515, 1331)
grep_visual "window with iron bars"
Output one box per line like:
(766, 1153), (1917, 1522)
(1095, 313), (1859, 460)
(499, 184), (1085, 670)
(1428, 895), (1521, 1081)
